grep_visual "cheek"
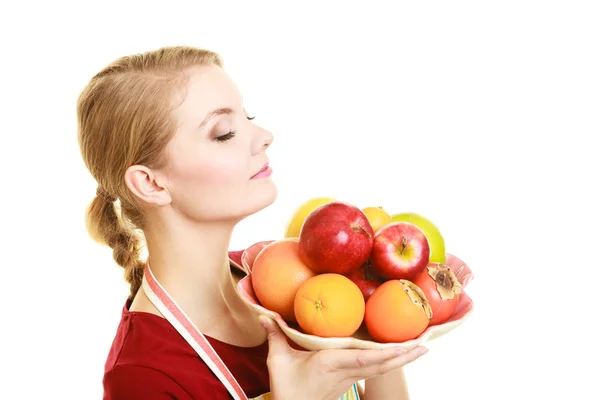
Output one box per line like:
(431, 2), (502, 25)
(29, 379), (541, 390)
(170, 151), (248, 189)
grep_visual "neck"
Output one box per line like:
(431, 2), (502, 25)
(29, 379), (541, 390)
(143, 215), (253, 339)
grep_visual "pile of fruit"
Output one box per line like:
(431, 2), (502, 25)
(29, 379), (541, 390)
(250, 197), (465, 343)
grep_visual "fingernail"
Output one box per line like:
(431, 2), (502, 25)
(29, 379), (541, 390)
(417, 347), (429, 356)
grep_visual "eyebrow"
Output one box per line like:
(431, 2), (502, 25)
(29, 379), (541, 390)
(199, 107), (233, 129)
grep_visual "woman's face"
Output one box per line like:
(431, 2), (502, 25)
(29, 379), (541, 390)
(160, 64), (277, 223)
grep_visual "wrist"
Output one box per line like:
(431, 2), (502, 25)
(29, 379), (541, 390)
(364, 368), (410, 400)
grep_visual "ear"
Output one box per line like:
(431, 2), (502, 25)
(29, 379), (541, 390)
(124, 165), (172, 206)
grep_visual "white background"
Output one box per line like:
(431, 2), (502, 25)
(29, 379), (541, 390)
(1, 1), (599, 399)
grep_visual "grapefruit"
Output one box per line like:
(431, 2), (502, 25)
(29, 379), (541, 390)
(251, 238), (317, 322)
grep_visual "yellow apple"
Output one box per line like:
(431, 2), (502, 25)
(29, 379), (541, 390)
(361, 206), (392, 233)
(390, 212), (446, 264)
(284, 197), (335, 238)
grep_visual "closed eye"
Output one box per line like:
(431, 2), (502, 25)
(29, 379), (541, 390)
(216, 130), (236, 142)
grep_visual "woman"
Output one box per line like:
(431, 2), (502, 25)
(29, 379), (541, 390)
(77, 45), (428, 400)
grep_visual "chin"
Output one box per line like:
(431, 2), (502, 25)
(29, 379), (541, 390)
(220, 181), (278, 224)
(179, 181), (278, 224)
(243, 182), (278, 217)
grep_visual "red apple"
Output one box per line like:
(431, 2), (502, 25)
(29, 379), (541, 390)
(370, 222), (430, 280)
(344, 261), (384, 302)
(298, 201), (374, 274)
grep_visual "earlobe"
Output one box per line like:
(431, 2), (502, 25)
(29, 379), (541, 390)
(124, 165), (172, 206)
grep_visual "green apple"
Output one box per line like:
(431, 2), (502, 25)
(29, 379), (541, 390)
(390, 212), (446, 264)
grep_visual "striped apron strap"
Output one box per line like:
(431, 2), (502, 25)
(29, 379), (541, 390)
(142, 264), (249, 400)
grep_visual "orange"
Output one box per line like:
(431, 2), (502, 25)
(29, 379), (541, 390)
(361, 206), (392, 233)
(284, 197), (336, 238)
(365, 279), (432, 343)
(293, 273), (365, 337)
(251, 238), (317, 322)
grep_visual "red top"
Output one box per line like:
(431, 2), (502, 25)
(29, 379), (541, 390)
(102, 299), (271, 399)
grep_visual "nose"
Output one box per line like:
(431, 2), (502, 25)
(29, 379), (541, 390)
(252, 126), (274, 155)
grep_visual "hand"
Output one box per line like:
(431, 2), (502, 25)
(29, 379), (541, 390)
(258, 316), (428, 400)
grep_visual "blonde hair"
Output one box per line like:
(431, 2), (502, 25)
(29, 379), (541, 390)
(77, 46), (223, 299)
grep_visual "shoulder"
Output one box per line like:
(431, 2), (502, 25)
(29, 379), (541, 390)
(103, 299), (267, 398)
(104, 300), (193, 372)
(103, 364), (191, 400)
(103, 362), (233, 400)
(103, 301), (229, 398)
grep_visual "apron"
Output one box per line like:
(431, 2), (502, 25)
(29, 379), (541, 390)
(142, 263), (360, 400)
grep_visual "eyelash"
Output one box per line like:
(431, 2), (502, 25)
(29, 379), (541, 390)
(216, 130), (236, 142)
(215, 116), (255, 142)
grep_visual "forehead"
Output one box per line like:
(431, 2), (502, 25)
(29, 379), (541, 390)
(172, 65), (241, 125)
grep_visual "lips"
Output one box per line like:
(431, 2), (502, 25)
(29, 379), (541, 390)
(251, 163), (272, 179)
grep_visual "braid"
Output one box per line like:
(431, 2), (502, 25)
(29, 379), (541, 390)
(86, 190), (145, 299)
(77, 46), (224, 299)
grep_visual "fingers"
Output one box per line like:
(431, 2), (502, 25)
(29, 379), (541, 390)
(445, 253), (474, 286)
(352, 346), (428, 379)
(325, 346), (409, 370)
(258, 316), (291, 357)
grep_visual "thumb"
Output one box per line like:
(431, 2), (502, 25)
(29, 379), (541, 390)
(258, 316), (291, 355)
